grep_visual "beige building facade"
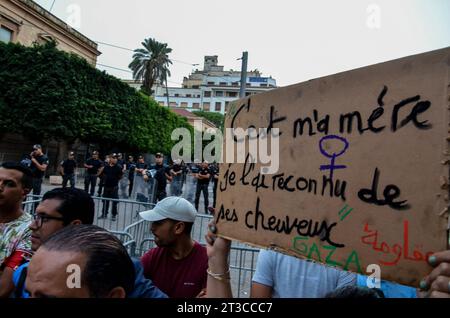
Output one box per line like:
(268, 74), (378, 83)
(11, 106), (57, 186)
(0, 0), (100, 64)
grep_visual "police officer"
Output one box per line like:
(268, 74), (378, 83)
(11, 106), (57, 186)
(29, 144), (49, 196)
(83, 151), (103, 196)
(194, 161), (210, 214)
(145, 153), (171, 203)
(99, 154), (123, 221)
(60, 151), (77, 188)
(170, 159), (183, 196)
(126, 155), (136, 197)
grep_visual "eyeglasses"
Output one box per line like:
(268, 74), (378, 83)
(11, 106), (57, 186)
(32, 213), (65, 229)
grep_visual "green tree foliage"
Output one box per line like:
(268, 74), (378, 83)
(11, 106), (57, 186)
(0, 41), (192, 154)
(192, 110), (225, 131)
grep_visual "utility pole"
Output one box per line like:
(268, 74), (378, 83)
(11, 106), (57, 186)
(239, 51), (248, 98)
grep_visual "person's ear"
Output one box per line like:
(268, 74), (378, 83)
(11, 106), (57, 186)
(70, 219), (82, 226)
(107, 287), (126, 298)
(174, 222), (185, 235)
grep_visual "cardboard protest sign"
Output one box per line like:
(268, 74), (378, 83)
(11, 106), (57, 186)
(215, 47), (450, 287)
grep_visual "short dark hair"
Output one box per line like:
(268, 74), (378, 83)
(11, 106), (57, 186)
(1, 162), (33, 189)
(183, 222), (194, 235)
(42, 188), (94, 225)
(42, 225), (135, 297)
(325, 285), (385, 298)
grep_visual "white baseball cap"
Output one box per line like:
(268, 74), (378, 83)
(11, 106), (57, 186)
(139, 196), (197, 223)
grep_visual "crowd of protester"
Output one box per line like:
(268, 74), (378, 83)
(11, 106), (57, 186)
(1, 157), (449, 298)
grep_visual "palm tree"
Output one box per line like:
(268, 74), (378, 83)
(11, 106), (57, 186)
(129, 38), (172, 99)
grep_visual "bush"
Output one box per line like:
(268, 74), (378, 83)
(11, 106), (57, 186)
(0, 41), (192, 153)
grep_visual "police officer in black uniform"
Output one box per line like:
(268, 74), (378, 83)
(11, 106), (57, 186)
(29, 144), (49, 196)
(60, 151), (77, 188)
(83, 151), (103, 196)
(194, 161), (210, 214)
(145, 153), (171, 203)
(99, 154), (123, 221)
(126, 155), (136, 197)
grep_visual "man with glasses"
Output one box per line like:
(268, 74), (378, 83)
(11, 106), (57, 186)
(12, 187), (167, 298)
(11, 187), (94, 298)
(0, 162), (33, 298)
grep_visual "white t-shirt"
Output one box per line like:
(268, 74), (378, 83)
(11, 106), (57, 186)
(252, 249), (356, 298)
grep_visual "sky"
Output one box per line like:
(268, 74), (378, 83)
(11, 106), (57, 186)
(34, 0), (450, 88)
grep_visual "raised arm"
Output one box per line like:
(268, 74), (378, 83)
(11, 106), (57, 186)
(205, 221), (233, 298)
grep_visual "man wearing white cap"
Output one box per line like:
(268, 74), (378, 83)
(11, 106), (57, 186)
(139, 196), (208, 298)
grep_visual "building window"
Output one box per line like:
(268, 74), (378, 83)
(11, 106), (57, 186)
(215, 102), (222, 112)
(204, 91), (211, 97)
(180, 102), (188, 108)
(219, 82), (227, 86)
(226, 92), (237, 98)
(215, 91), (223, 97)
(158, 101), (165, 106)
(174, 94), (180, 97)
(186, 94), (192, 98)
(193, 103), (200, 109)
(203, 102), (210, 111)
(207, 81), (215, 85)
(169, 102), (178, 107)
(245, 92), (251, 96)
(192, 85), (199, 89)
(0, 26), (13, 43)
(232, 82), (239, 86)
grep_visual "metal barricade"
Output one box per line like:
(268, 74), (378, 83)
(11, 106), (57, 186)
(108, 230), (137, 256)
(91, 196), (155, 233)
